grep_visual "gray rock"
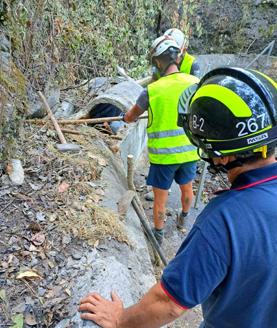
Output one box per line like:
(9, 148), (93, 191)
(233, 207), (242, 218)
(30, 257), (39, 267)
(88, 77), (110, 94)
(62, 235), (72, 245)
(0, 175), (12, 186)
(88, 76), (126, 95)
(47, 88), (61, 110)
(0, 187), (12, 196)
(28, 88), (60, 119)
(71, 252), (82, 261)
(144, 191), (154, 201)
(66, 257), (76, 269)
(8, 159), (24, 185)
(0, 51), (11, 71)
(38, 287), (46, 297)
(55, 257), (140, 328)
(13, 302), (26, 313)
(86, 182), (97, 188)
(0, 34), (11, 52)
(55, 100), (75, 118)
(36, 212), (46, 222)
(59, 268), (68, 277)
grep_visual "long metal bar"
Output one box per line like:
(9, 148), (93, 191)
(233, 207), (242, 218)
(194, 161), (208, 209)
(245, 40), (275, 69)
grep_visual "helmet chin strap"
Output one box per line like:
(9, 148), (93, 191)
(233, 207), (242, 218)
(198, 148), (244, 174)
(221, 159), (244, 171)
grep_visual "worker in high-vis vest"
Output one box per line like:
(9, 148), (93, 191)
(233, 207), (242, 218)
(164, 28), (201, 78)
(122, 36), (199, 245)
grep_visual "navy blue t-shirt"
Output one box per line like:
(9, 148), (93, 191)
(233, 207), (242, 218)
(161, 162), (277, 328)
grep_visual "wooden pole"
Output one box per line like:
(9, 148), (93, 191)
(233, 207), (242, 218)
(38, 91), (67, 144)
(60, 128), (84, 135)
(127, 155), (168, 266)
(26, 114), (148, 125)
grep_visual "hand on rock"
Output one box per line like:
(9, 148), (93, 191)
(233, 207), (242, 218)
(79, 291), (124, 328)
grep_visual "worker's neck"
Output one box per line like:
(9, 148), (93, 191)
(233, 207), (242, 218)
(228, 155), (276, 183)
(164, 64), (179, 76)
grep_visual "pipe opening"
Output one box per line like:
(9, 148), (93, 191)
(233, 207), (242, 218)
(89, 103), (124, 134)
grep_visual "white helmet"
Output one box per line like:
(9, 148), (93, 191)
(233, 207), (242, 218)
(164, 28), (189, 50)
(150, 35), (180, 58)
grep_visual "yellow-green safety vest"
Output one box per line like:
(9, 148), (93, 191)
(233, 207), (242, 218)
(179, 52), (195, 75)
(147, 73), (200, 164)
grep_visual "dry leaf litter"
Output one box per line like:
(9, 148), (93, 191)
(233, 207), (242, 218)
(0, 123), (128, 327)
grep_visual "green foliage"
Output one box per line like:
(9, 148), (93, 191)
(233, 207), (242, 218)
(11, 313), (23, 328)
(0, 61), (27, 161)
(1, 0), (196, 160)
(2, 0), (165, 86)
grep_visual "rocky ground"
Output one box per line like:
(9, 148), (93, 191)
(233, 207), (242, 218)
(188, 0), (277, 56)
(0, 123), (128, 327)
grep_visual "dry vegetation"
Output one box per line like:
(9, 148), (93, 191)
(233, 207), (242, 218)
(0, 123), (129, 326)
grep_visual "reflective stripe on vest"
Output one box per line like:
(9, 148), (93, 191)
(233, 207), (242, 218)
(148, 128), (185, 139)
(148, 144), (196, 154)
(180, 52), (195, 75)
(147, 73), (199, 164)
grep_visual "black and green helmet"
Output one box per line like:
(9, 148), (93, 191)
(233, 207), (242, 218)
(178, 67), (277, 157)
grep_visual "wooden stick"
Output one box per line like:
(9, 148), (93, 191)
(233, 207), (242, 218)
(38, 91), (67, 144)
(127, 154), (168, 266)
(127, 154), (136, 191)
(60, 128), (84, 135)
(109, 135), (123, 140)
(26, 114), (148, 125)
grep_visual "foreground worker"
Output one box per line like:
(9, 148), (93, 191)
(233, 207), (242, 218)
(124, 35), (199, 244)
(79, 67), (277, 327)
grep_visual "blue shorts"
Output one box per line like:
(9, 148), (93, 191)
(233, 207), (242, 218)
(146, 161), (197, 190)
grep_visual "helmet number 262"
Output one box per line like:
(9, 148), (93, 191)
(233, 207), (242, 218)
(235, 114), (266, 137)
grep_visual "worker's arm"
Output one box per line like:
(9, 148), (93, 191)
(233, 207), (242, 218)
(79, 282), (186, 328)
(123, 88), (149, 123)
(123, 104), (145, 123)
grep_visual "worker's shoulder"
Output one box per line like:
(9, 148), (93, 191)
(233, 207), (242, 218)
(185, 51), (196, 59)
(148, 73), (199, 90)
(195, 189), (242, 227)
(178, 72), (199, 84)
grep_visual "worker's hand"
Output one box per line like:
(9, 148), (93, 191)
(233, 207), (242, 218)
(79, 291), (124, 328)
(123, 104), (145, 123)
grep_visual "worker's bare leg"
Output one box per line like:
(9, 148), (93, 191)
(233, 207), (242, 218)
(153, 187), (169, 230)
(177, 182), (194, 229)
(179, 181), (194, 213)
